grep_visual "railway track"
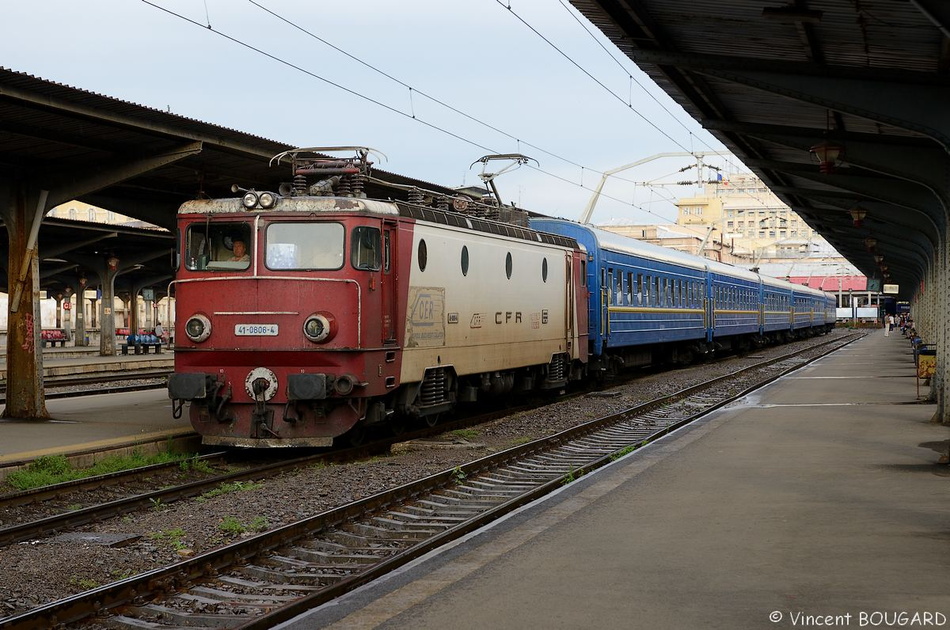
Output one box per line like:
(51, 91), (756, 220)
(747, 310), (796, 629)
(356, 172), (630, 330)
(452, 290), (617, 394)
(0, 332), (860, 629)
(0, 368), (171, 403)
(0, 405), (526, 547)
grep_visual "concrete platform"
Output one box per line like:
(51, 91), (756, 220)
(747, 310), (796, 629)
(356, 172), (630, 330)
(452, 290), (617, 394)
(284, 331), (950, 630)
(0, 348), (186, 469)
(0, 390), (189, 467)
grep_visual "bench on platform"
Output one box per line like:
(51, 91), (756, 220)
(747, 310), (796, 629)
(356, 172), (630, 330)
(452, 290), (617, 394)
(120, 335), (163, 355)
(120, 342), (163, 355)
(41, 329), (68, 347)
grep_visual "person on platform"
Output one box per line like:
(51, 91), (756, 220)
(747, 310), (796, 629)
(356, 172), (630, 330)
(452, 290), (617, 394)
(154, 321), (164, 341)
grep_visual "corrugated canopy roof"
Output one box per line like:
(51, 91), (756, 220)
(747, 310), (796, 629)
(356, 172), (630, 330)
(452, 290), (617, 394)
(569, 0), (950, 300)
(0, 67), (458, 296)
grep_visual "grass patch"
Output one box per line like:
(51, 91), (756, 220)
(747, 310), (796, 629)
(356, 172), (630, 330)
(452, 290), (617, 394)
(219, 515), (269, 535)
(4, 451), (197, 491)
(149, 528), (188, 551)
(68, 575), (99, 590)
(179, 456), (215, 474)
(609, 445), (638, 461)
(196, 480), (264, 502)
(562, 466), (584, 485)
(450, 428), (480, 441)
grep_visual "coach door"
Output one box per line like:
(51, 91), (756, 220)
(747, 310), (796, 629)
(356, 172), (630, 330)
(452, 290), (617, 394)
(382, 221), (398, 345)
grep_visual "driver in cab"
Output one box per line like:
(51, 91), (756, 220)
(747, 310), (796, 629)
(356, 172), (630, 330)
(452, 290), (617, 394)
(229, 239), (250, 263)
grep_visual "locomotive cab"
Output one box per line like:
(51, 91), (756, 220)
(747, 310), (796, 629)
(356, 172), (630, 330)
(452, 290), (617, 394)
(167, 151), (403, 447)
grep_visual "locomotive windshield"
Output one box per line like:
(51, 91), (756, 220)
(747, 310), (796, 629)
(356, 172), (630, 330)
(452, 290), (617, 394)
(265, 222), (345, 270)
(185, 223), (252, 271)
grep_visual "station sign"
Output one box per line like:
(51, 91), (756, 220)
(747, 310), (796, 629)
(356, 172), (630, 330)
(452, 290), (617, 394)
(883, 284), (900, 294)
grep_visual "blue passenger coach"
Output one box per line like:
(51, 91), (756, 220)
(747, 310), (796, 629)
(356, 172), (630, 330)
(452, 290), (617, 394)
(529, 218), (834, 373)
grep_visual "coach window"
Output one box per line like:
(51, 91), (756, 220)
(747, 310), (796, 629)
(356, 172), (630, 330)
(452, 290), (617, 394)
(418, 239), (428, 272)
(542, 257), (548, 283)
(351, 227), (381, 271)
(506, 252), (513, 279)
(580, 260), (587, 286)
(615, 272), (622, 304)
(461, 246), (469, 276)
(265, 222), (344, 270)
(636, 273), (643, 304)
(626, 272), (633, 304)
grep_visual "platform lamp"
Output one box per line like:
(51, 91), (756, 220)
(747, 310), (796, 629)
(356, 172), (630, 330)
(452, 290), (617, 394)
(849, 207), (867, 228)
(107, 255), (119, 271)
(864, 237), (877, 252)
(809, 140), (843, 174)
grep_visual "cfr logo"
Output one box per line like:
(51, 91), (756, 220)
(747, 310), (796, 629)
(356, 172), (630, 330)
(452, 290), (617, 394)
(495, 312), (523, 324)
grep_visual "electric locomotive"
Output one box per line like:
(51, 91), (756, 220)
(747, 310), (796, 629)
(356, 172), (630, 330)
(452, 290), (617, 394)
(167, 148), (588, 447)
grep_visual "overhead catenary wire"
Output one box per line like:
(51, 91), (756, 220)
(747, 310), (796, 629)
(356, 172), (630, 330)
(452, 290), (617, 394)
(141, 1), (764, 238)
(492, 0), (694, 154)
(142, 0), (704, 226)
(537, 0), (781, 209)
(247, 0), (680, 191)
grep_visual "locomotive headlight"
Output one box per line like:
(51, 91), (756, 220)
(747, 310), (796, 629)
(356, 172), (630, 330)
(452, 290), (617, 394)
(185, 314), (212, 343)
(242, 191), (260, 209)
(258, 191), (277, 209)
(303, 313), (336, 343)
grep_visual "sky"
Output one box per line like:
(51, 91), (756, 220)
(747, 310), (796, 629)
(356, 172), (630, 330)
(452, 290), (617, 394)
(2, 0), (750, 228)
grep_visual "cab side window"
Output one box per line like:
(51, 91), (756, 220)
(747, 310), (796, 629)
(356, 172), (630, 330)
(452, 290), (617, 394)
(351, 227), (381, 271)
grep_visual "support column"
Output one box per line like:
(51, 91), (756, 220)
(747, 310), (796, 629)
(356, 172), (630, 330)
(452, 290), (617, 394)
(100, 256), (120, 356)
(62, 286), (73, 342)
(1, 183), (48, 419)
(75, 275), (88, 347)
(54, 292), (63, 329)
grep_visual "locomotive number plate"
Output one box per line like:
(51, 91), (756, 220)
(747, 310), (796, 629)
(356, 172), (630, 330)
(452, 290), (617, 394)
(235, 324), (279, 336)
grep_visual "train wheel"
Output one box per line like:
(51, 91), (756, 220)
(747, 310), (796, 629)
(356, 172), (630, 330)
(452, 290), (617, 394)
(389, 418), (408, 436)
(345, 425), (369, 447)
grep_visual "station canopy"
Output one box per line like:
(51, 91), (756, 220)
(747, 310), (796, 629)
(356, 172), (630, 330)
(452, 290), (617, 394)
(569, 0), (950, 300)
(0, 67), (457, 298)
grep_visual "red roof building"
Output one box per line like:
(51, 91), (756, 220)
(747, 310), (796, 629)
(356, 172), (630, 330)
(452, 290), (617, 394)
(786, 276), (868, 292)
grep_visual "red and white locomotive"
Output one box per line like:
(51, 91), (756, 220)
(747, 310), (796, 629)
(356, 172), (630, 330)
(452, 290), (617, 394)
(168, 148), (589, 447)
